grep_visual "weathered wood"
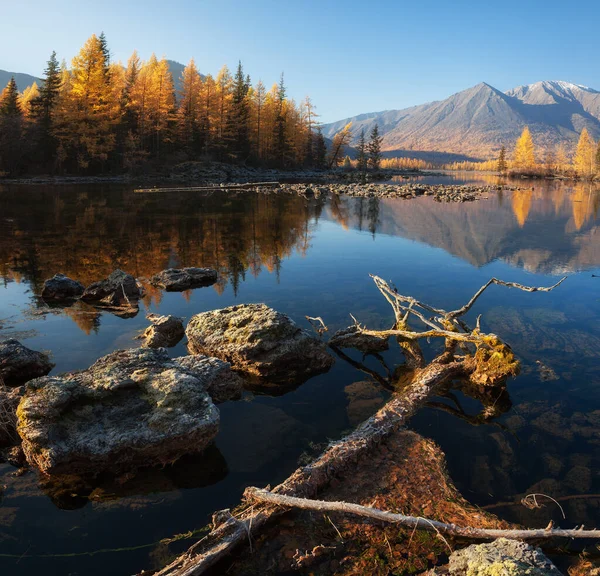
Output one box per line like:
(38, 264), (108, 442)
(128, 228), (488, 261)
(246, 488), (600, 540)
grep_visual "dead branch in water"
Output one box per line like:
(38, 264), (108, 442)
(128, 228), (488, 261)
(245, 488), (600, 540)
(134, 182), (279, 194)
(147, 274), (568, 576)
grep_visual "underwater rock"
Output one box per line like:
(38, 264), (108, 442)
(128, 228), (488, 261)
(137, 314), (185, 348)
(345, 381), (387, 426)
(186, 303), (334, 384)
(173, 354), (244, 403)
(0, 339), (54, 386)
(150, 267), (218, 291)
(17, 348), (220, 476)
(329, 325), (389, 353)
(447, 538), (560, 575)
(81, 269), (142, 309)
(41, 273), (85, 301)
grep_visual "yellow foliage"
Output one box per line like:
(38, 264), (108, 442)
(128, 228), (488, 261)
(573, 128), (597, 178)
(512, 126), (536, 170)
(511, 190), (532, 227)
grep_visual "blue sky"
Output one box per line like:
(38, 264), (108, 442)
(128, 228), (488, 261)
(2, 0), (599, 122)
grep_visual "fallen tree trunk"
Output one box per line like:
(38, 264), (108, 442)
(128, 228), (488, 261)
(246, 488), (600, 540)
(134, 182), (279, 194)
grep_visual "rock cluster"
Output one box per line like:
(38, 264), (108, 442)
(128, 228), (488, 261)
(186, 303), (334, 384)
(0, 339), (54, 386)
(41, 274), (85, 301)
(137, 314), (185, 348)
(150, 267), (218, 291)
(16, 348), (230, 476)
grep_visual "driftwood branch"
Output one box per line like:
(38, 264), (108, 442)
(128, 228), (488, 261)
(246, 488), (600, 540)
(134, 182), (280, 194)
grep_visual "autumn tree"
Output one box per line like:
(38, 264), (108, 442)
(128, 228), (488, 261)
(177, 58), (204, 155)
(0, 77), (25, 174)
(596, 141), (600, 175)
(328, 122), (352, 168)
(367, 124), (383, 170)
(497, 145), (507, 173)
(314, 126), (327, 169)
(573, 128), (596, 178)
(555, 143), (570, 174)
(512, 126), (536, 171)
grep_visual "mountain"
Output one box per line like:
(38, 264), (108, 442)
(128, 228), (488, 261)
(322, 81), (600, 160)
(0, 70), (42, 92)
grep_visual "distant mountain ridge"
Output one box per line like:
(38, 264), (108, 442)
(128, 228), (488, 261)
(322, 80), (600, 160)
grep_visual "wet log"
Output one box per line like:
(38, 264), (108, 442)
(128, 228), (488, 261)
(134, 182), (279, 194)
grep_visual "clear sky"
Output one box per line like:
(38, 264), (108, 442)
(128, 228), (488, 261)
(1, 0), (599, 123)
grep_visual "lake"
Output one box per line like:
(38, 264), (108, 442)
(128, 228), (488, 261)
(0, 174), (599, 575)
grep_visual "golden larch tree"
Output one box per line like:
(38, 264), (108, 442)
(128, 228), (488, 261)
(512, 126), (536, 171)
(573, 128), (596, 178)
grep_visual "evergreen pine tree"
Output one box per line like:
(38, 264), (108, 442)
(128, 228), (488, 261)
(227, 60), (250, 161)
(356, 128), (367, 174)
(273, 73), (288, 167)
(497, 145), (507, 173)
(0, 77), (25, 174)
(367, 124), (383, 170)
(314, 127), (327, 169)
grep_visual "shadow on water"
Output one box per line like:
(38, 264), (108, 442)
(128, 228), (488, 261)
(0, 174), (599, 574)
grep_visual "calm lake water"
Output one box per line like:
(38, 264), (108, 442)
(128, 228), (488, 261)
(0, 173), (599, 575)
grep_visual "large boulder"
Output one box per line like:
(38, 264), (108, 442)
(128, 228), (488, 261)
(174, 355), (244, 403)
(81, 269), (142, 309)
(0, 339), (54, 386)
(41, 273), (85, 301)
(151, 267), (218, 291)
(186, 304), (334, 384)
(444, 538), (560, 575)
(16, 348), (220, 476)
(137, 314), (185, 348)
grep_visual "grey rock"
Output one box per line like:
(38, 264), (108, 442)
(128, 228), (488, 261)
(0, 385), (24, 446)
(447, 538), (561, 575)
(81, 269), (142, 309)
(329, 325), (389, 353)
(138, 314), (185, 348)
(174, 355), (244, 403)
(186, 303), (334, 384)
(150, 267), (218, 291)
(0, 339), (54, 386)
(17, 348), (220, 476)
(41, 274), (85, 301)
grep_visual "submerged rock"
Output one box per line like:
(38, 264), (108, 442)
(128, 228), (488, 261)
(17, 348), (220, 476)
(329, 325), (389, 353)
(41, 273), (85, 301)
(446, 538), (560, 575)
(0, 339), (54, 386)
(174, 355), (244, 403)
(137, 314), (185, 348)
(186, 303), (334, 384)
(81, 269), (142, 309)
(151, 267), (218, 291)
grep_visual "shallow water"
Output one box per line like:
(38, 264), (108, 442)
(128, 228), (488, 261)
(0, 174), (599, 575)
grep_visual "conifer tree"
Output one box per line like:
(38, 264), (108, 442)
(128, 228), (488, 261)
(177, 58), (204, 154)
(302, 96), (317, 167)
(328, 122), (352, 168)
(252, 80), (266, 161)
(227, 60), (250, 160)
(497, 145), (507, 173)
(0, 77), (25, 174)
(367, 124), (383, 170)
(574, 128), (596, 178)
(356, 128), (367, 174)
(273, 73), (288, 167)
(314, 126), (327, 169)
(512, 127), (536, 171)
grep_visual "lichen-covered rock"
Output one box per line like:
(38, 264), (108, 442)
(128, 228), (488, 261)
(186, 303), (334, 384)
(329, 325), (389, 353)
(0, 385), (24, 446)
(81, 269), (142, 309)
(151, 267), (218, 291)
(41, 273), (85, 301)
(0, 339), (54, 386)
(137, 314), (185, 348)
(174, 355), (244, 403)
(447, 538), (560, 575)
(16, 348), (220, 476)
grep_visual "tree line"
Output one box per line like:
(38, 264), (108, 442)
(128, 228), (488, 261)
(0, 34), (330, 176)
(498, 127), (600, 179)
